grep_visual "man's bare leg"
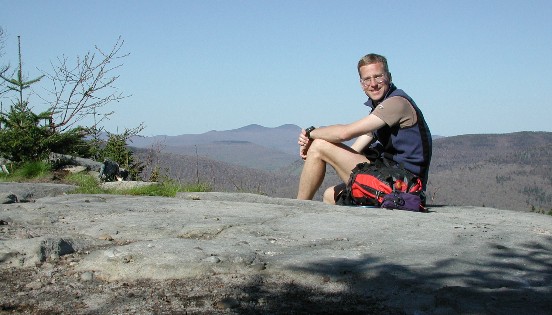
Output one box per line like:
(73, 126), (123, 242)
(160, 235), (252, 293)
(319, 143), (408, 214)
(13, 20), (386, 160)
(323, 184), (345, 204)
(296, 148), (327, 199)
(297, 139), (370, 200)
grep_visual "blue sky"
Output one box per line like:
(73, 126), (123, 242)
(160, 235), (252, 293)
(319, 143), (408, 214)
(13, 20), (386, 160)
(1, 0), (551, 137)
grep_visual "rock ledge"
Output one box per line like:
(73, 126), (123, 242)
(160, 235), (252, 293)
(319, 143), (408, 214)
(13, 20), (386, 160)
(0, 187), (551, 314)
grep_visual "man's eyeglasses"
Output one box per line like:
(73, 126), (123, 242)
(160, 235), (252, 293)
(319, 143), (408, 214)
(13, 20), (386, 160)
(360, 74), (386, 86)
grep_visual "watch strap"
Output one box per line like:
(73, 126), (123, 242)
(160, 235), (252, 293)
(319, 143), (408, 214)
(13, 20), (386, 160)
(305, 126), (316, 139)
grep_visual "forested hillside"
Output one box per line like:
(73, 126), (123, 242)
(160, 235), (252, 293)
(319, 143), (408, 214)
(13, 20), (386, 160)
(132, 149), (303, 198)
(426, 132), (552, 212)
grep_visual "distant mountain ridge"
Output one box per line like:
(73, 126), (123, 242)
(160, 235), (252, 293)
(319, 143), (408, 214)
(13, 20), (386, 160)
(131, 124), (301, 156)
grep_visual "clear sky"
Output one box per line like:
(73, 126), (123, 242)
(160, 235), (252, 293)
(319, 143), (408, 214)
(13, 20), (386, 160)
(1, 0), (551, 137)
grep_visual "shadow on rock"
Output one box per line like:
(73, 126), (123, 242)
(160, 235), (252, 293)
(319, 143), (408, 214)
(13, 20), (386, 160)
(232, 238), (552, 314)
(1, 238), (550, 314)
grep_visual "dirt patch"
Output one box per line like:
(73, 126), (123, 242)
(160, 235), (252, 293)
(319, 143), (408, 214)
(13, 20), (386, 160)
(1, 252), (401, 315)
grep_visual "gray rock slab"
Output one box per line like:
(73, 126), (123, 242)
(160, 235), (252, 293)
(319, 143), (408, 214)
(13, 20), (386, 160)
(49, 153), (103, 172)
(99, 180), (158, 190)
(1, 190), (551, 314)
(0, 182), (76, 203)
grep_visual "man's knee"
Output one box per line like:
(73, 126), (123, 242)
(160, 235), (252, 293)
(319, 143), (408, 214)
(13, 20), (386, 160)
(323, 183), (347, 205)
(307, 139), (334, 159)
(323, 187), (336, 204)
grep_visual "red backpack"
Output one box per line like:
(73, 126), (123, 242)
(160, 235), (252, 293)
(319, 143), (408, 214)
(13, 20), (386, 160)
(336, 159), (426, 212)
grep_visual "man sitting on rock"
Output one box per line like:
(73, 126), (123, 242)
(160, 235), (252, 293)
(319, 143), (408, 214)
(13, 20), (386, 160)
(296, 53), (432, 204)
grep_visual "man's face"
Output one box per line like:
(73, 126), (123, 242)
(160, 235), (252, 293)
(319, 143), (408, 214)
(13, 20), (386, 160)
(359, 62), (390, 102)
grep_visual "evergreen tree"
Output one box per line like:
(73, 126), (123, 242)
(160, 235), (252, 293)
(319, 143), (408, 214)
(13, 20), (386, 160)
(99, 125), (145, 180)
(0, 36), (44, 109)
(0, 36), (91, 163)
(0, 102), (51, 161)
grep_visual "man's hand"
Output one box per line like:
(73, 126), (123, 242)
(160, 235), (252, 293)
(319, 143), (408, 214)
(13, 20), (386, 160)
(298, 129), (312, 160)
(299, 143), (311, 160)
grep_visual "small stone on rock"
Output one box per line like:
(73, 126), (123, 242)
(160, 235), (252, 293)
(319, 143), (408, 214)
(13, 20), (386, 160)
(99, 234), (114, 241)
(80, 271), (94, 282)
(203, 256), (221, 263)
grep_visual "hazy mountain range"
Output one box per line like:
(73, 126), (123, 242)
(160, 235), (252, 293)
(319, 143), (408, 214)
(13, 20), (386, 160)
(130, 124), (552, 213)
(131, 124), (299, 171)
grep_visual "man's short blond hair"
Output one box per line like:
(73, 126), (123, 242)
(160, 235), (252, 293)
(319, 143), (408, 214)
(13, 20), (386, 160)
(357, 53), (390, 76)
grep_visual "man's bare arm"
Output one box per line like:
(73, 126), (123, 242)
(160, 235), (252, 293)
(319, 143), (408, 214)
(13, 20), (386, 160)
(351, 133), (374, 153)
(308, 114), (386, 143)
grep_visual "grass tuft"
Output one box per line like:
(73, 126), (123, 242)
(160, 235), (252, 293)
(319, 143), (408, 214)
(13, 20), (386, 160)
(0, 161), (51, 182)
(181, 182), (211, 193)
(66, 172), (109, 194)
(2, 163), (212, 198)
(113, 181), (182, 197)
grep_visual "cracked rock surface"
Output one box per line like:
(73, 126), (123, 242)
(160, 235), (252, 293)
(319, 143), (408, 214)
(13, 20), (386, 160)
(1, 187), (551, 314)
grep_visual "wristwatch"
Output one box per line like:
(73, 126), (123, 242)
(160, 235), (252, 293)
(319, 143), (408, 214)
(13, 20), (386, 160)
(305, 126), (316, 139)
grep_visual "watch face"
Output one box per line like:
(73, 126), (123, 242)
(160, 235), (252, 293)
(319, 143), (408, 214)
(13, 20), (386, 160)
(306, 126), (315, 138)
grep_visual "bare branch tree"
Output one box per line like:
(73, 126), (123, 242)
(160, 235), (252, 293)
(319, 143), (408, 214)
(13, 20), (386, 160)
(0, 27), (6, 63)
(40, 36), (129, 133)
(0, 27), (9, 96)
